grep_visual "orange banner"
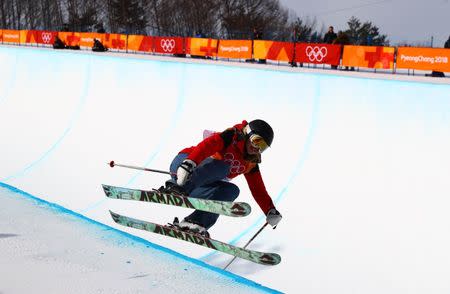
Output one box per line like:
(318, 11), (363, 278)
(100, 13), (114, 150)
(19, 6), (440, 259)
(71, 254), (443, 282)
(2, 30), (21, 43)
(102, 34), (127, 50)
(154, 36), (184, 55)
(253, 40), (293, 62)
(127, 35), (153, 52)
(21, 30), (58, 45)
(217, 40), (252, 59)
(342, 45), (395, 69)
(19, 30), (29, 44)
(187, 38), (218, 57)
(79, 33), (105, 48)
(396, 47), (450, 72)
(0, 29), (2, 42)
(295, 43), (341, 65)
(58, 32), (81, 47)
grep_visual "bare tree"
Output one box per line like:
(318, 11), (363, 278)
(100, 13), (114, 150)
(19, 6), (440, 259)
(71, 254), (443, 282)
(143, 0), (180, 36)
(0, 0), (340, 45)
(63, 0), (99, 32)
(107, 0), (147, 34)
(218, 0), (289, 40)
(218, 0), (248, 39)
(0, 0), (11, 28)
(144, 0), (163, 35)
(39, 0), (64, 31)
(171, 0), (220, 37)
(0, 0), (19, 29)
(13, 0), (23, 29)
(22, 0), (39, 29)
(143, 0), (220, 37)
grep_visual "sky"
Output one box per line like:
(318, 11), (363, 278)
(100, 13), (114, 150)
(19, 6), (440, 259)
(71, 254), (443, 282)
(279, 0), (450, 47)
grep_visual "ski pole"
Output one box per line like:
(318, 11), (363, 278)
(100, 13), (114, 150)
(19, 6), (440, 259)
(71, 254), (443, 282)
(109, 160), (175, 176)
(223, 222), (269, 270)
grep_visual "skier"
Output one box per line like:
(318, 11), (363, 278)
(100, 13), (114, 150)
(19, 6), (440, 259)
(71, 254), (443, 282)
(161, 119), (282, 237)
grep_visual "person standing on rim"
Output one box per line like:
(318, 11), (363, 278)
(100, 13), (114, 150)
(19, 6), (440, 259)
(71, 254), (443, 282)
(159, 119), (282, 238)
(323, 26), (337, 44)
(324, 26), (338, 69)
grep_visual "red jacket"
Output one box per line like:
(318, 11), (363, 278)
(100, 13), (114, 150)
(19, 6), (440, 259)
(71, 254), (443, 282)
(179, 120), (275, 214)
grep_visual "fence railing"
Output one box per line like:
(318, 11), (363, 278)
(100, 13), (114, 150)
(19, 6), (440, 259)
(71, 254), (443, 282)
(1, 29), (449, 73)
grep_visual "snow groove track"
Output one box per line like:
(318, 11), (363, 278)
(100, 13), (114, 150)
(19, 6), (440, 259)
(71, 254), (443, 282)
(0, 182), (279, 293)
(1, 45), (450, 293)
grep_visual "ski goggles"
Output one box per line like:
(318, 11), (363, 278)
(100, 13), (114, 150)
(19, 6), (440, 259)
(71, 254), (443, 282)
(249, 134), (269, 153)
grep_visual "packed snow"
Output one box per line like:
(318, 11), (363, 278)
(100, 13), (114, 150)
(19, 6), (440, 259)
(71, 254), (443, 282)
(1, 45), (450, 293)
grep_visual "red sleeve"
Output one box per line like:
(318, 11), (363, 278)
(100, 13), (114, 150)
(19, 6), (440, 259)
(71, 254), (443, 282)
(186, 133), (224, 164)
(244, 168), (275, 214)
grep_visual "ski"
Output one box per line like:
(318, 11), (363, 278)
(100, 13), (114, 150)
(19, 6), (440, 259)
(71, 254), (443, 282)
(102, 184), (251, 217)
(109, 210), (280, 266)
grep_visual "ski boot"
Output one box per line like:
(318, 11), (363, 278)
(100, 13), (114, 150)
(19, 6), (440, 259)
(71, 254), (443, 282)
(170, 217), (210, 239)
(156, 181), (186, 196)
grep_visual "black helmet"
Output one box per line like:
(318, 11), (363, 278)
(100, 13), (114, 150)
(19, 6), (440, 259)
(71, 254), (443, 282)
(247, 119), (274, 147)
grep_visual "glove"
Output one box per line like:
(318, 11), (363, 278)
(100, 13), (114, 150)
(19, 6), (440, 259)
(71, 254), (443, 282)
(176, 159), (197, 186)
(266, 208), (282, 228)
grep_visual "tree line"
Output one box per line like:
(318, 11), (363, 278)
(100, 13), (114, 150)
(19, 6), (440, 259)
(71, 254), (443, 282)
(0, 0), (388, 45)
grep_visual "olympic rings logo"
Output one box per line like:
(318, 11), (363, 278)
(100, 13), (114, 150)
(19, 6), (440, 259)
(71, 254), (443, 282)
(305, 46), (328, 62)
(160, 39), (175, 52)
(224, 153), (245, 174)
(41, 32), (52, 44)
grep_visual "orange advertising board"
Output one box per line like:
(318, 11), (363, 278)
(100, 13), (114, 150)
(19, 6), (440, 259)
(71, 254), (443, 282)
(217, 40), (252, 59)
(0, 30), (2, 42)
(2, 30), (21, 43)
(187, 38), (218, 57)
(396, 47), (450, 72)
(295, 43), (342, 65)
(102, 34), (127, 50)
(21, 30), (58, 45)
(154, 36), (184, 54)
(253, 40), (294, 62)
(343, 45), (395, 69)
(58, 32), (81, 46)
(127, 35), (153, 52)
(79, 33), (105, 48)
(19, 30), (28, 44)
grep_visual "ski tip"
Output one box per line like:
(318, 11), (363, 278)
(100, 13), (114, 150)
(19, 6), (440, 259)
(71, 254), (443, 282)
(101, 184), (110, 196)
(101, 184), (120, 199)
(109, 160), (115, 167)
(260, 253), (282, 266)
(109, 210), (120, 223)
(230, 202), (252, 217)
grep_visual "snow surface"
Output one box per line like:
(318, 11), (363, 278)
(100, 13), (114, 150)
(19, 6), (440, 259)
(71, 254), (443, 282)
(0, 184), (274, 293)
(1, 45), (450, 293)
